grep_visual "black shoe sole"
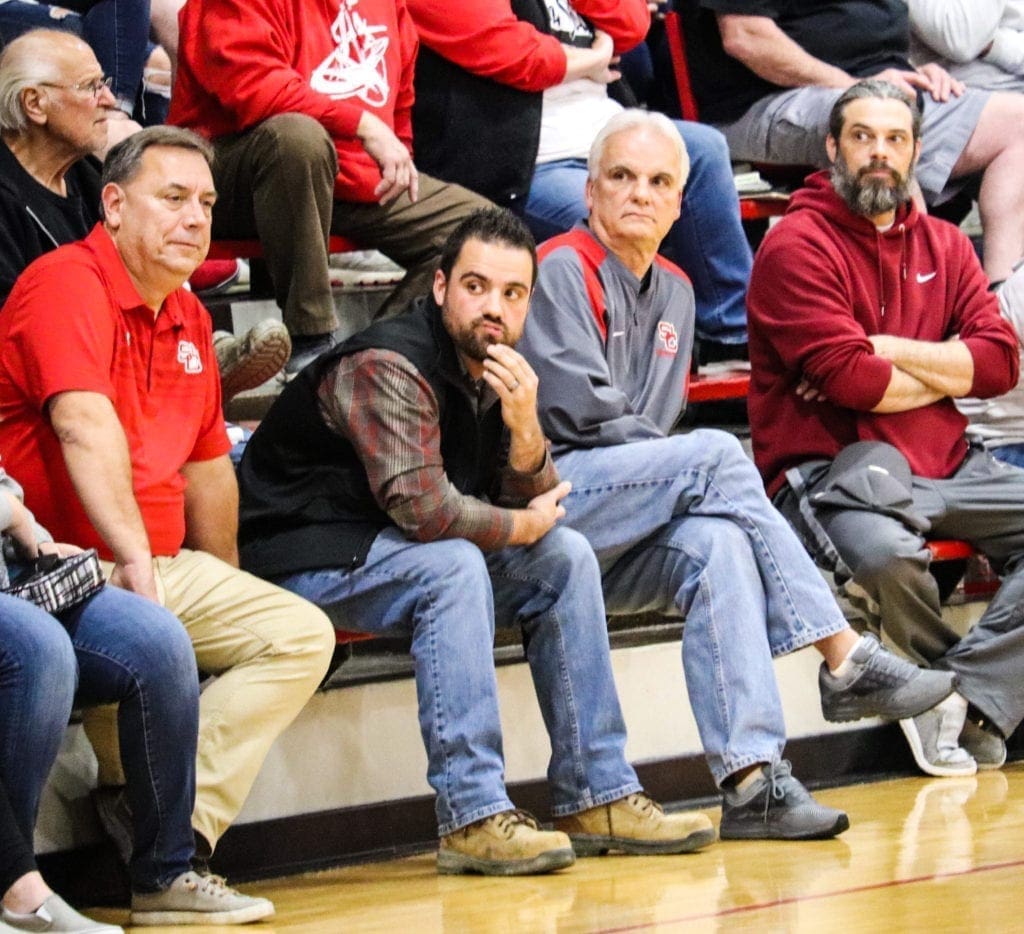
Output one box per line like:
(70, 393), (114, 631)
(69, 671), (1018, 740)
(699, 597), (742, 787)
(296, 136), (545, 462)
(719, 812), (850, 841)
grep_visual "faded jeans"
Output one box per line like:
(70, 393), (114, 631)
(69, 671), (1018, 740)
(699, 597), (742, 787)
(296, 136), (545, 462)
(554, 430), (848, 785)
(276, 525), (642, 835)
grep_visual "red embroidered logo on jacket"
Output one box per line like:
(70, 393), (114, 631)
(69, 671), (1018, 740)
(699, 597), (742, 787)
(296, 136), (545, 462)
(657, 321), (678, 357)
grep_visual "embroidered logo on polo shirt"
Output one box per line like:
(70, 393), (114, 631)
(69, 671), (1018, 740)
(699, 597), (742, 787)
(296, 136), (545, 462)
(177, 340), (203, 374)
(656, 321), (678, 357)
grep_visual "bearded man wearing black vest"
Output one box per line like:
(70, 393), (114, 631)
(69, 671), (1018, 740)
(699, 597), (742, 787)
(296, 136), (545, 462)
(236, 207), (714, 877)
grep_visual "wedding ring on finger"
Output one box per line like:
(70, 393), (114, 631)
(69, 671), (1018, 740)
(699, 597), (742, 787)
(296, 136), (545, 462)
(509, 379), (520, 391)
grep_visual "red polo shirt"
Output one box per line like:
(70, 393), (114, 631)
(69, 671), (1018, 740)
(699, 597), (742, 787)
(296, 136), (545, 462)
(0, 224), (231, 558)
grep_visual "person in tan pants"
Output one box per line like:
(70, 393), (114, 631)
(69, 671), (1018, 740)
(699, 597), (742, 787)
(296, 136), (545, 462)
(0, 125), (335, 916)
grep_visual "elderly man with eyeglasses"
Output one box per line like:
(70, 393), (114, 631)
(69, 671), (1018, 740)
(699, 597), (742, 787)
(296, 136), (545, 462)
(0, 28), (291, 398)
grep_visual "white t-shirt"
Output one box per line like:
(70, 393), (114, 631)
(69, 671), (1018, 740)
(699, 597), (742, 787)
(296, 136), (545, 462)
(536, 0), (623, 164)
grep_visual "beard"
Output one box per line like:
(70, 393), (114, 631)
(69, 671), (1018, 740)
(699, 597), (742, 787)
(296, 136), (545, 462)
(831, 152), (914, 218)
(443, 309), (515, 362)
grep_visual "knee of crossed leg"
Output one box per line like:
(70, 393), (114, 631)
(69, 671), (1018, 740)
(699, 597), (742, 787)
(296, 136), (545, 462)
(853, 546), (930, 599)
(254, 112), (338, 179)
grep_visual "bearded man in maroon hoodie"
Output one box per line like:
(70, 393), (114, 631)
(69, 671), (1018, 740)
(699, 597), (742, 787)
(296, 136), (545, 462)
(748, 79), (1024, 781)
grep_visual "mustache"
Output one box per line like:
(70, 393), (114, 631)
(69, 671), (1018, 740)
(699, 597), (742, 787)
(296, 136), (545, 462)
(471, 314), (509, 339)
(857, 160), (902, 183)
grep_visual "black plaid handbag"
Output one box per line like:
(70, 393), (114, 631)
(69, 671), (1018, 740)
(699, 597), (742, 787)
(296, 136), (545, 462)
(4, 549), (105, 615)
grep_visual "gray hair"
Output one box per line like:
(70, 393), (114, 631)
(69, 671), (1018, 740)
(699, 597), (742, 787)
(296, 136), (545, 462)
(828, 79), (923, 143)
(101, 124), (215, 190)
(587, 109), (690, 184)
(0, 29), (78, 133)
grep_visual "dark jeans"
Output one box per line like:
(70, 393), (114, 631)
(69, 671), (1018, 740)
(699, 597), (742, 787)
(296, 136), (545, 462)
(0, 587), (198, 892)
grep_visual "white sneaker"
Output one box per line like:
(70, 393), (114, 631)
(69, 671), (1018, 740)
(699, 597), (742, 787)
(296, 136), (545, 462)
(328, 249), (405, 287)
(129, 871), (273, 926)
(899, 692), (977, 777)
(2, 894), (122, 933)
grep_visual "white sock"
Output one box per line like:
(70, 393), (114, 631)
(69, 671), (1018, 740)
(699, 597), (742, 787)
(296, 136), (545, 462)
(829, 634), (869, 677)
(935, 692), (969, 756)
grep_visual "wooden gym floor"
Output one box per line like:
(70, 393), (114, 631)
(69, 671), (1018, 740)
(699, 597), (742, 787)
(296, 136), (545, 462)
(93, 763), (1024, 933)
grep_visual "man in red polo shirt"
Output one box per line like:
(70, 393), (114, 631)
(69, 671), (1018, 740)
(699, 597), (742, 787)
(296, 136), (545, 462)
(0, 125), (334, 917)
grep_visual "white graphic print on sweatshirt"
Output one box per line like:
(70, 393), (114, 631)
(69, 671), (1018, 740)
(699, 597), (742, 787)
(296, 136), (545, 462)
(311, 0), (389, 107)
(544, 0), (593, 48)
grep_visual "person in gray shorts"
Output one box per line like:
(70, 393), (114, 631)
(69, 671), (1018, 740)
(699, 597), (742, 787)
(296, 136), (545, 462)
(909, 0), (1024, 95)
(678, 0), (1024, 287)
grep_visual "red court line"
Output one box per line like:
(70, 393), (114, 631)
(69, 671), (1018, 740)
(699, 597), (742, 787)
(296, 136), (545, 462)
(596, 857), (1024, 932)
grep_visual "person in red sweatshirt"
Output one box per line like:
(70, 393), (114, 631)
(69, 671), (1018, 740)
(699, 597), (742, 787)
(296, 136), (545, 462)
(169, 0), (490, 372)
(748, 79), (1024, 781)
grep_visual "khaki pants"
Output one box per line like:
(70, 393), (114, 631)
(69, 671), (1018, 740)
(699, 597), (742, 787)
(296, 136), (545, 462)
(211, 112), (491, 336)
(85, 549), (335, 851)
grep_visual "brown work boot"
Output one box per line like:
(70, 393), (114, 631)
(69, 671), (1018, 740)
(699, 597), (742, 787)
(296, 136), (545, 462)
(437, 809), (576, 876)
(555, 792), (715, 855)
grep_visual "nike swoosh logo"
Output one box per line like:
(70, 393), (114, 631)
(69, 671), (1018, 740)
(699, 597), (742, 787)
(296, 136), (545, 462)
(917, 272), (937, 283)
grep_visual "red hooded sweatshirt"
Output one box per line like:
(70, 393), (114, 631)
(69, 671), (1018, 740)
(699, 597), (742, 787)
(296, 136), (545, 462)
(169, 0), (418, 203)
(748, 170), (1019, 498)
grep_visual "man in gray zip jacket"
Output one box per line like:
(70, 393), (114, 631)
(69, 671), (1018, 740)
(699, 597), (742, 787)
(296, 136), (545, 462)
(518, 108), (956, 841)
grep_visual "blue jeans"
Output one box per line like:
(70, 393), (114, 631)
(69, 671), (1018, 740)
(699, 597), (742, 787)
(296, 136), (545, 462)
(276, 525), (641, 835)
(0, 0), (151, 112)
(0, 586), (198, 892)
(525, 121), (752, 344)
(993, 443), (1024, 469)
(554, 430), (849, 785)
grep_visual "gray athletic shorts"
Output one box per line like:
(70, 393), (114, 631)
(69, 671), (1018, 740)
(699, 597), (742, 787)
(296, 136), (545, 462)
(716, 85), (991, 205)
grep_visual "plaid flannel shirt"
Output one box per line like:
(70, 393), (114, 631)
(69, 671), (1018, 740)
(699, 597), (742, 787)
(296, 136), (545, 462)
(317, 348), (558, 550)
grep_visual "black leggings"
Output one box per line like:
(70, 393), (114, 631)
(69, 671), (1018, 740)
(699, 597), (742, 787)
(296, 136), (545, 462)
(0, 778), (35, 898)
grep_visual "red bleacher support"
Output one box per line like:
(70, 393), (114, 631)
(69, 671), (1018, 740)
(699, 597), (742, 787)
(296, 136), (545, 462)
(925, 539), (975, 562)
(207, 235), (359, 262)
(688, 369), (750, 403)
(664, 12), (700, 122)
(926, 540), (998, 598)
(739, 198), (788, 221)
(335, 629), (376, 646)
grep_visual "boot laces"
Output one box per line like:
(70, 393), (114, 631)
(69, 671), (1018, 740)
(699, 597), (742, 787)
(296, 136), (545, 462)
(491, 809), (540, 838)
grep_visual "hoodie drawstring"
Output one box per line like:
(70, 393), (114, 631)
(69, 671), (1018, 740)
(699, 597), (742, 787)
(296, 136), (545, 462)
(877, 223), (909, 318)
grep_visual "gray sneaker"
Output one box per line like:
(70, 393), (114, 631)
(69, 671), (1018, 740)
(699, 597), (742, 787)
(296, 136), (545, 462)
(899, 692), (977, 777)
(129, 871), (274, 926)
(819, 633), (957, 722)
(1, 894), (122, 933)
(719, 761), (849, 840)
(960, 717), (1007, 771)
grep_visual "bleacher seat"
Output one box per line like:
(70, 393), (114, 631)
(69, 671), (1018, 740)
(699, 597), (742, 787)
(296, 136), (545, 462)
(207, 235), (360, 262)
